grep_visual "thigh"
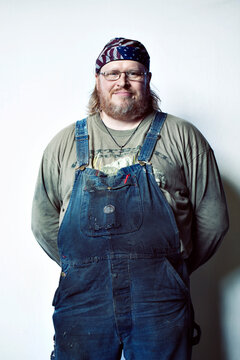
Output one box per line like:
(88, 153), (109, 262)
(123, 258), (193, 359)
(123, 321), (192, 360)
(52, 311), (122, 360)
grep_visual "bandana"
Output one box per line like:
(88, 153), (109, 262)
(95, 37), (150, 73)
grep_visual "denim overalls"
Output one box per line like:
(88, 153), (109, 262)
(51, 112), (194, 360)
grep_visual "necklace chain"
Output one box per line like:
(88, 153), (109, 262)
(101, 118), (144, 150)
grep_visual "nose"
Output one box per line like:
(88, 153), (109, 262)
(116, 72), (130, 87)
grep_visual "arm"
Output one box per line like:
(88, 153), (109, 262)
(185, 148), (229, 273)
(31, 152), (61, 265)
(31, 123), (75, 265)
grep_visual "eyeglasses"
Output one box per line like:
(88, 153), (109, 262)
(99, 70), (148, 81)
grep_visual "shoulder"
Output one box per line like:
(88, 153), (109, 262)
(45, 123), (75, 151)
(43, 123), (76, 162)
(163, 113), (211, 161)
(42, 114), (100, 163)
(164, 114), (209, 144)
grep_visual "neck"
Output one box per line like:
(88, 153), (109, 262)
(100, 111), (144, 130)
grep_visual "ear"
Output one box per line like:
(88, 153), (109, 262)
(145, 71), (152, 87)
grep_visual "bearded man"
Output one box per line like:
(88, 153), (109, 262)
(31, 37), (229, 360)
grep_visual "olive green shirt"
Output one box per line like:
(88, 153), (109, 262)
(31, 112), (229, 273)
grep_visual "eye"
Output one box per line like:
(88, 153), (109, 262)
(108, 71), (120, 76)
(129, 71), (141, 76)
(127, 71), (144, 80)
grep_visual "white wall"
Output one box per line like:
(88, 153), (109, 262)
(0, 1), (239, 359)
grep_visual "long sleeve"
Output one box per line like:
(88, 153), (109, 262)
(31, 153), (61, 265)
(185, 148), (229, 273)
(153, 114), (229, 273)
(31, 123), (76, 265)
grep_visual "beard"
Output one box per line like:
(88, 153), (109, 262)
(98, 87), (151, 121)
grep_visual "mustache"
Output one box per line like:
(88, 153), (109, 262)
(110, 87), (134, 96)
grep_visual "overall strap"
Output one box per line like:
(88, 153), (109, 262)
(75, 118), (89, 168)
(138, 112), (167, 163)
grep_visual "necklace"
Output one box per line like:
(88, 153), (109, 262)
(101, 118), (144, 151)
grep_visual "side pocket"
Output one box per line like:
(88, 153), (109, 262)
(165, 257), (189, 296)
(52, 287), (60, 307)
(52, 266), (69, 307)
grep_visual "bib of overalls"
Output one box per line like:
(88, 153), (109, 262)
(52, 112), (192, 360)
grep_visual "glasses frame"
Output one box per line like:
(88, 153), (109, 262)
(99, 70), (149, 82)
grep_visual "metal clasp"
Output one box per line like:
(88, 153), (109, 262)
(75, 165), (87, 171)
(139, 160), (152, 166)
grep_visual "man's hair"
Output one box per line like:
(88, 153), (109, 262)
(87, 85), (161, 115)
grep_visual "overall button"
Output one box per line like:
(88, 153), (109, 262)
(112, 273), (118, 278)
(103, 204), (115, 214)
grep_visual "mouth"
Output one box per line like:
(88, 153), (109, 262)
(112, 91), (133, 97)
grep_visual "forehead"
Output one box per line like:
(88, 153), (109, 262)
(101, 60), (146, 72)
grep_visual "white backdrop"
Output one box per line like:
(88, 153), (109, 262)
(1, 1), (240, 359)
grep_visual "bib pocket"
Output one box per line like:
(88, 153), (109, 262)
(80, 172), (143, 236)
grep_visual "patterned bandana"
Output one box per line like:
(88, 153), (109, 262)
(95, 37), (150, 73)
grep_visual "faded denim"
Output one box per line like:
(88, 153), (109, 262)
(51, 112), (194, 359)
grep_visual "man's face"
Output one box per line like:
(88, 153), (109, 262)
(95, 60), (151, 121)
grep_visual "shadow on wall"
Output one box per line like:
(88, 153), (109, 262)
(191, 179), (240, 360)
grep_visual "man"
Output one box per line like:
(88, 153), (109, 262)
(32, 37), (229, 360)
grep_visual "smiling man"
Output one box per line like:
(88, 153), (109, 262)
(32, 37), (229, 360)
(96, 60), (151, 126)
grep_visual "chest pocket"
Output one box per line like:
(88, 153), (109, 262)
(80, 170), (143, 237)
